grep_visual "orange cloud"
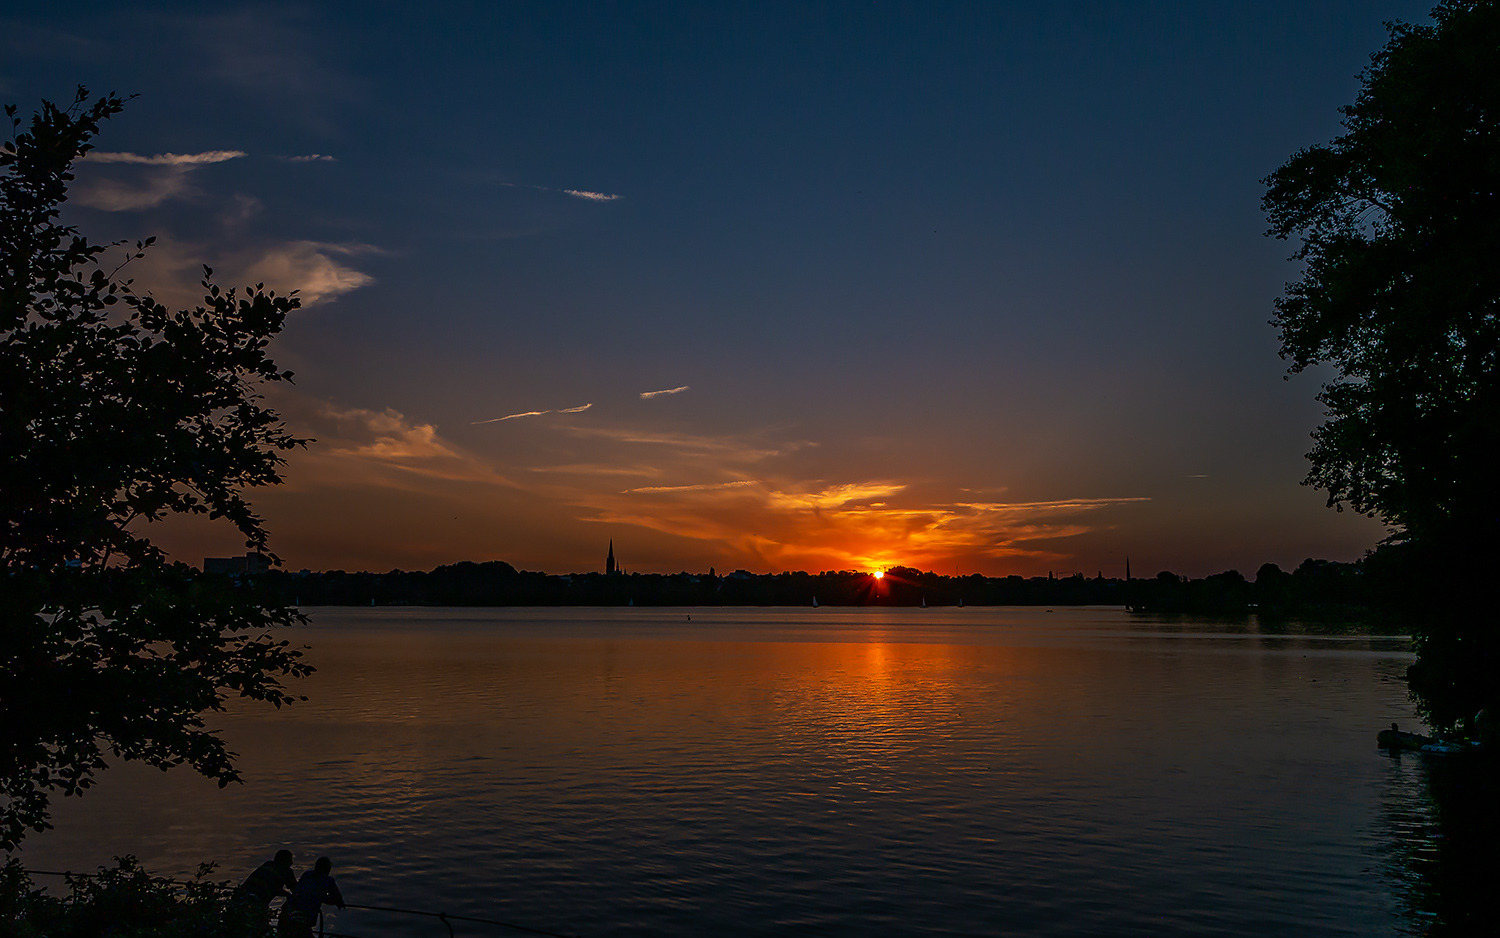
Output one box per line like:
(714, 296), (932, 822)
(169, 396), (1148, 576)
(280, 400), (516, 492)
(327, 409), (459, 462)
(764, 482), (907, 511)
(573, 474), (1148, 574)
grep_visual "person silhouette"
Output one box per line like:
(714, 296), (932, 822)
(229, 850), (296, 934)
(233, 849), (296, 909)
(277, 856), (346, 937)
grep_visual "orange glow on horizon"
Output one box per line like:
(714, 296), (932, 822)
(179, 392), (1175, 578)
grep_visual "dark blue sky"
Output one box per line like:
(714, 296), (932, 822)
(3, 1), (1432, 575)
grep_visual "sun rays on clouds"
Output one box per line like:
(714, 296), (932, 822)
(239, 381), (1151, 577)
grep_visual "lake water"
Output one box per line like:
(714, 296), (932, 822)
(16, 607), (1469, 936)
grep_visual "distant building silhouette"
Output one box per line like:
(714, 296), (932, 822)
(204, 552), (268, 575)
(606, 540), (617, 576)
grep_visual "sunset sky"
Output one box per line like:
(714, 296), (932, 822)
(4, 1), (1429, 578)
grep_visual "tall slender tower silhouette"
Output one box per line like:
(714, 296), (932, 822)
(606, 539), (617, 576)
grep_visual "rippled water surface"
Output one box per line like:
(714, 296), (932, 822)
(23, 607), (1447, 936)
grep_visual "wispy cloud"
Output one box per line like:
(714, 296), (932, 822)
(640, 385), (690, 399)
(564, 425), (789, 462)
(109, 237), (375, 309)
(296, 402), (515, 489)
(285, 153), (337, 162)
(88, 150), (246, 166)
(77, 150), (246, 211)
(473, 403), (592, 425)
(76, 172), (196, 211)
(952, 497), (1152, 514)
(476, 411), (550, 424)
(564, 189), (621, 202)
(220, 193), (264, 226)
(765, 482), (907, 511)
(499, 181), (623, 203)
(625, 480), (758, 494)
(527, 463), (665, 478)
(239, 241), (376, 306)
(179, 7), (362, 135)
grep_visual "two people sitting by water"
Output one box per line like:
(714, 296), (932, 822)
(232, 850), (346, 936)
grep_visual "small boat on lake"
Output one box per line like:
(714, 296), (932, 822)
(1377, 723), (1485, 756)
(1377, 723), (1429, 751)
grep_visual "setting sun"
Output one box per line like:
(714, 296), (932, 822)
(872, 570), (885, 579)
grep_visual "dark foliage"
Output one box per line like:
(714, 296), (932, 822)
(1262, 1), (1500, 725)
(260, 558), (1375, 616)
(0, 89), (312, 849)
(1392, 756), (1500, 935)
(0, 856), (257, 938)
(268, 562), (1131, 607)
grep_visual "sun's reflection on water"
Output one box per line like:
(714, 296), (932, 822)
(18, 607), (1448, 937)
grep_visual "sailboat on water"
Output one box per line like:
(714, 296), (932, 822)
(812, 595), (819, 608)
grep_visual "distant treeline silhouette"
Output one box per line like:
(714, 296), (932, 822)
(254, 557), (1385, 617)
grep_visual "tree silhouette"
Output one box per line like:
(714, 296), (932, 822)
(0, 89), (312, 848)
(1263, 1), (1500, 725)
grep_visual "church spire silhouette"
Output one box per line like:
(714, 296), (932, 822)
(606, 539), (617, 576)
